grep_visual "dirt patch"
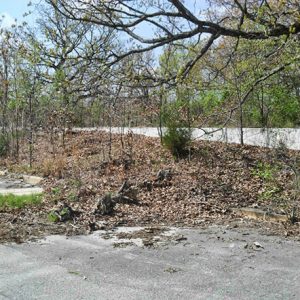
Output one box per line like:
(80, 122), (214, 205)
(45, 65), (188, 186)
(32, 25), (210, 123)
(105, 226), (188, 248)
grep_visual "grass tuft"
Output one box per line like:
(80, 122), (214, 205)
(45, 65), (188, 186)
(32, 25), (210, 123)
(0, 193), (43, 209)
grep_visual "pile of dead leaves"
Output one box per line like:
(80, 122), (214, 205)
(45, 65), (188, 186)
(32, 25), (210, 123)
(1, 129), (300, 243)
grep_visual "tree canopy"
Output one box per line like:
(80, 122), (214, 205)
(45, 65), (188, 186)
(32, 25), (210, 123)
(0, 0), (299, 159)
(48, 0), (300, 78)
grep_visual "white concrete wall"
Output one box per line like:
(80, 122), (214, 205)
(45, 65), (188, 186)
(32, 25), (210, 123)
(73, 127), (300, 150)
(192, 128), (300, 150)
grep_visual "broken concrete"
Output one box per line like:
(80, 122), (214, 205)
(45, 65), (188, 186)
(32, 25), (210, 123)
(232, 207), (289, 222)
(0, 187), (43, 196)
(0, 174), (44, 196)
(22, 175), (43, 185)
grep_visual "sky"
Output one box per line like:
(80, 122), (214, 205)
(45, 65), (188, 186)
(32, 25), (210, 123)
(0, 0), (208, 28)
(0, 0), (34, 27)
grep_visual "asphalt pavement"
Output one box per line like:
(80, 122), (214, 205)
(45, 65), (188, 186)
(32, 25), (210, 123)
(1, 226), (300, 300)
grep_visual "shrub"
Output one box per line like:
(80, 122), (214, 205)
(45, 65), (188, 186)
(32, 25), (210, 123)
(40, 154), (67, 178)
(160, 98), (193, 158)
(162, 125), (192, 158)
(48, 211), (60, 222)
(252, 162), (277, 181)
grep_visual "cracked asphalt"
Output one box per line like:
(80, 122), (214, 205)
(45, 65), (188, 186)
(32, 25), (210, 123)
(1, 226), (300, 300)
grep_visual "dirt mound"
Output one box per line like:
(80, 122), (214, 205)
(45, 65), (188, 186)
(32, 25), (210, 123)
(1, 130), (299, 243)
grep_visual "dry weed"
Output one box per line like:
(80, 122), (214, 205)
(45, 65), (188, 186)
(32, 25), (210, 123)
(40, 154), (68, 178)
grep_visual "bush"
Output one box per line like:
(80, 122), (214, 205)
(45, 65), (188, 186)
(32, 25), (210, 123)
(0, 133), (9, 157)
(162, 126), (192, 158)
(40, 154), (67, 178)
(160, 97), (193, 158)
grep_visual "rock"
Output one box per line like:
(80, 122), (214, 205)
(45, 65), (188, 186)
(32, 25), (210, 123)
(118, 181), (138, 200)
(123, 186), (138, 200)
(253, 241), (264, 249)
(0, 170), (8, 176)
(156, 169), (172, 181)
(143, 181), (153, 191)
(94, 194), (116, 215)
(49, 203), (74, 222)
(116, 181), (139, 204)
(174, 235), (187, 242)
(23, 175), (43, 185)
(143, 239), (154, 247)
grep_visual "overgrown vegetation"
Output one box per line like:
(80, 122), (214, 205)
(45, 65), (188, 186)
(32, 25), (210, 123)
(0, 1), (300, 242)
(0, 1), (298, 161)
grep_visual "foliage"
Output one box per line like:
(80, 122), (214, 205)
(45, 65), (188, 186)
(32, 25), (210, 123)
(48, 206), (73, 223)
(47, 211), (60, 222)
(252, 162), (283, 204)
(162, 126), (192, 158)
(252, 162), (278, 181)
(157, 33), (300, 129)
(0, 0), (299, 169)
(0, 193), (42, 209)
(50, 0), (300, 64)
(259, 186), (282, 201)
(252, 156), (299, 223)
(160, 96), (192, 158)
(244, 85), (300, 127)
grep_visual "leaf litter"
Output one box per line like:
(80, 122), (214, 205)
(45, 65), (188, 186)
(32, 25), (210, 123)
(0, 130), (300, 243)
